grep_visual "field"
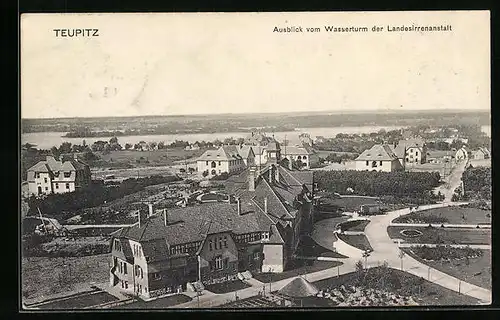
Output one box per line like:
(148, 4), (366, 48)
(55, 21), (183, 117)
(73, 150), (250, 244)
(387, 227), (491, 245)
(402, 248), (491, 290)
(22, 253), (111, 301)
(205, 280), (251, 294)
(96, 148), (206, 168)
(312, 267), (480, 306)
(115, 294), (192, 309)
(253, 260), (342, 283)
(407, 162), (453, 178)
(337, 234), (373, 252)
(392, 206), (491, 225)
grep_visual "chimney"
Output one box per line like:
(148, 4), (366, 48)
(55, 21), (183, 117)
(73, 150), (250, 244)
(148, 203), (154, 217)
(163, 209), (168, 226)
(237, 197), (242, 215)
(264, 197), (268, 213)
(288, 157), (293, 170)
(249, 167), (256, 191)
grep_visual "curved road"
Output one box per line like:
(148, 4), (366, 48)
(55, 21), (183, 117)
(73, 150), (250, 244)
(365, 202), (491, 303)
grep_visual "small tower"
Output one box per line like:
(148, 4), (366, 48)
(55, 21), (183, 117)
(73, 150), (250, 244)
(266, 139), (281, 164)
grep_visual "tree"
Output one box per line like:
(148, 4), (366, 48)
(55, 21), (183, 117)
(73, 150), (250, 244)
(236, 138), (245, 145)
(188, 167), (196, 174)
(59, 142), (72, 154)
(157, 141), (165, 150)
(109, 136), (119, 145)
(125, 143), (132, 150)
(51, 146), (60, 158)
(202, 170), (209, 177)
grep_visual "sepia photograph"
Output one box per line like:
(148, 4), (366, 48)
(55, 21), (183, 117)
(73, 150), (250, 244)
(20, 11), (491, 310)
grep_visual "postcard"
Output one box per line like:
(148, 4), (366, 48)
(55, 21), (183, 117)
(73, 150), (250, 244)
(20, 11), (491, 310)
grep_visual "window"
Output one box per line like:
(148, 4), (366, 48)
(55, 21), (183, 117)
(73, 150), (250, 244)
(224, 258), (229, 269)
(44, 178), (48, 183)
(223, 236), (228, 248)
(64, 172), (71, 178)
(218, 161), (221, 166)
(218, 237), (223, 249)
(206, 161), (209, 165)
(379, 161), (382, 166)
(153, 273), (162, 280)
(36, 173), (40, 179)
(366, 161), (369, 166)
(209, 239), (213, 251)
(215, 256), (223, 270)
(262, 232), (270, 240)
(55, 183), (59, 189)
(415, 151), (419, 156)
(114, 239), (122, 251)
(124, 281), (128, 289)
(66, 183), (70, 189)
(254, 252), (260, 260)
(123, 263), (127, 275)
(45, 187), (48, 191)
(372, 161), (377, 168)
(211, 161), (216, 168)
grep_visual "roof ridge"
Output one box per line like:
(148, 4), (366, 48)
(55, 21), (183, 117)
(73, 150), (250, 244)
(262, 177), (292, 217)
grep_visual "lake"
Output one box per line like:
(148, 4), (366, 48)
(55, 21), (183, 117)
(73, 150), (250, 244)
(481, 125), (491, 138)
(21, 125), (405, 150)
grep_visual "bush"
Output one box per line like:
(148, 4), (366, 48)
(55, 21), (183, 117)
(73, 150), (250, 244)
(210, 172), (230, 181)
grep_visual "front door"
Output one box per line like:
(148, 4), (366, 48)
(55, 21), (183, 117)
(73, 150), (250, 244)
(37, 186), (42, 195)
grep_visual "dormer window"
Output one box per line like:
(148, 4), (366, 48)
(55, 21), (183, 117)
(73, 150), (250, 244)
(63, 172), (71, 178)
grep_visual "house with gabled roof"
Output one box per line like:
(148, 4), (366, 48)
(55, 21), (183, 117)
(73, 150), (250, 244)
(196, 145), (247, 177)
(392, 138), (427, 165)
(355, 144), (404, 172)
(26, 155), (91, 196)
(109, 142), (314, 299)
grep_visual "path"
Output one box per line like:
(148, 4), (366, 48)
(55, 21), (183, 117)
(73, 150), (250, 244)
(364, 202), (491, 303)
(64, 224), (136, 230)
(433, 160), (467, 202)
(389, 223), (491, 229)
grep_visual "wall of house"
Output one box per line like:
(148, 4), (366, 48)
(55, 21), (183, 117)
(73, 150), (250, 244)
(261, 244), (284, 273)
(237, 243), (263, 273)
(198, 232), (239, 285)
(126, 239), (151, 298)
(355, 160), (394, 172)
(283, 154), (310, 169)
(197, 159), (245, 177)
(28, 172), (53, 195)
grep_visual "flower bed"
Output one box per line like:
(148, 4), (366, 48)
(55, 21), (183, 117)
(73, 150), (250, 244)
(409, 245), (483, 261)
(400, 229), (423, 238)
(338, 220), (370, 232)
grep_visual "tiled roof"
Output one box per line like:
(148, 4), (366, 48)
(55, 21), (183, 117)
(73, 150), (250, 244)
(27, 156), (89, 173)
(283, 145), (313, 156)
(197, 146), (243, 161)
(355, 144), (399, 161)
(237, 145), (255, 159)
(427, 150), (455, 158)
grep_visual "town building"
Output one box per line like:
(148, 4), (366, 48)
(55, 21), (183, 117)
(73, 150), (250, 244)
(354, 144), (403, 172)
(109, 144), (314, 299)
(298, 133), (313, 147)
(237, 145), (256, 167)
(392, 139), (427, 165)
(455, 146), (471, 162)
(426, 150), (455, 164)
(282, 144), (319, 170)
(245, 131), (272, 146)
(196, 146), (247, 177)
(471, 147), (491, 160)
(26, 155), (91, 196)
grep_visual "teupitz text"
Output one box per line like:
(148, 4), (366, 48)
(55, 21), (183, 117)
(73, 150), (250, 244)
(53, 29), (99, 37)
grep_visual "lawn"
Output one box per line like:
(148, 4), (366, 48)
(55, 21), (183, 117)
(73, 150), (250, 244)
(311, 216), (350, 250)
(337, 234), (373, 252)
(115, 294), (192, 309)
(205, 280), (251, 294)
(338, 219), (370, 232)
(320, 196), (381, 212)
(392, 206), (491, 225)
(253, 260), (342, 283)
(312, 267), (480, 306)
(22, 253), (111, 301)
(387, 226), (491, 245)
(295, 235), (348, 259)
(402, 248), (491, 290)
(32, 291), (118, 310)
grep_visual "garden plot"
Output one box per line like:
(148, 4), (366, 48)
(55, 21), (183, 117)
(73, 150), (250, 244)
(387, 227), (491, 245)
(392, 206), (491, 225)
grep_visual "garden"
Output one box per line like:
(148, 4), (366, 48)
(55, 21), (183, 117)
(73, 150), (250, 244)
(336, 234), (373, 252)
(205, 280), (251, 294)
(116, 294), (192, 309)
(311, 264), (480, 306)
(402, 246), (491, 290)
(387, 226), (491, 245)
(253, 259), (343, 284)
(392, 206), (491, 225)
(338, 219), (370, 232)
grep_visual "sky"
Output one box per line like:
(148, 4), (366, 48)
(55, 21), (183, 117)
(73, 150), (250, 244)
(21, 11), (490, 119)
